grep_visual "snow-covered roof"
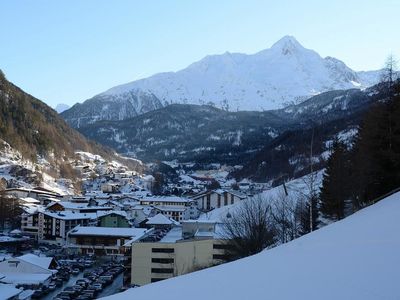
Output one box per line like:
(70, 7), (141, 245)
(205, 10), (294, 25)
(47, 201), (87, 209)
(0, 273), (52, 285)
(214, 189), (247, 198)
(146, 213), (174, 225)
(0, 283), (21, 299)
(0, 236), (30, 243)
(41, 211), (97, 220)
(159, 227), (183, 243)
(102, 190), (400, 300)
(97, 210), (128, 219)
(18, 254), (54, 270)
(141, 196), (192, 203)
(20, 197), (40, 204)
(181, 219), (216, 224)
(154, 206), (187, 212)
(69, 226), (149, 240)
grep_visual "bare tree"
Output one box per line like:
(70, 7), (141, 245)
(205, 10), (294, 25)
(381, 54), (398, 98)
(222, 196), (276, 261)
(292, 171), (320, 235)
(271, 189), (298, 243)
(381, 55), (398, 151)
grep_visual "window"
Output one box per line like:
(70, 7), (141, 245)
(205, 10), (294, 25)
(213, 243), (231, 250)
(206, 194), (211, 210)
(152, 248), (174, 253)
(151, 268), (174, 274)
(224, 193), (228, 206)
(152, 258), (174, 264)
(213, 254), (229, 260)
(217, 195), (221, 207)
(231, 194), (234, 204)
(151, 278), (166, 283)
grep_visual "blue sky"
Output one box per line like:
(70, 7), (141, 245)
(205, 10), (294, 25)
(1, 0), (399, 107)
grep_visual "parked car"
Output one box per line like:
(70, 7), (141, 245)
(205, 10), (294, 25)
(91, 283), (103, 291)
(72, 268), (80, 275)
(31, 290), (43, 299)
(49, 282), (57, 290)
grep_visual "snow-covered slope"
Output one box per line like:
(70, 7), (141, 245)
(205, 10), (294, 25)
(199, 171), (324, 222)
(104, 36), (380, 111)
(63, 36), (381, 128)
(103, 190), (400, 300)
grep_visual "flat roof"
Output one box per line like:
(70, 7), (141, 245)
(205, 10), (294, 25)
(42, 211), (97, 220)
(69, 227), (149, 240)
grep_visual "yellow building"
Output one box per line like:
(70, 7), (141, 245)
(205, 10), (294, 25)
(131, 221), (228, 286)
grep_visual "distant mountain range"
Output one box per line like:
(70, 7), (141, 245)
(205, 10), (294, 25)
(62, 36), (381, 128)
(77, 85), (384, 176)
(54, 103), (70, 113)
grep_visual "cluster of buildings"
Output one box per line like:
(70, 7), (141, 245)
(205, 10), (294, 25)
(0, 253), (58, 299)
(1, 183), (249, 287)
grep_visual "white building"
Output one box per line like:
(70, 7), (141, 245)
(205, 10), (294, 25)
(37, 211), (97, 245)
(130, 221), (229, 286)
(139, 196), (199, 221)
(192, 189), (247, 211)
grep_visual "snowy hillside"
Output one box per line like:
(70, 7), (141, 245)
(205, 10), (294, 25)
(63, 36), (381, 128)
(103, 191), (400, 300)
(199, 171), (324, 222)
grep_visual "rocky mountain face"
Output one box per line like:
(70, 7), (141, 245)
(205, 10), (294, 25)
(62, 36), (381, 128)
(62, 89), (163, 128)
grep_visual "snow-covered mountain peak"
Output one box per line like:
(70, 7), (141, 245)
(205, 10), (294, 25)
(270, 35), (305, 54)
(62, 36), (382, 127)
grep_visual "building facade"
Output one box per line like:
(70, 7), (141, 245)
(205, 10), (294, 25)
(193, 189), (247, 211)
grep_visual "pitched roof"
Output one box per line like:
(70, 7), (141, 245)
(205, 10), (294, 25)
(18, 254), (54, 270)
(0, 283), (22, 299)
(97, 210), (128, 219)
(146, 213), (174, 225)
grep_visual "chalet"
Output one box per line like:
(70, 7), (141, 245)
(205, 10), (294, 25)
(97, 211), (131, 228)
(67, 226), (152, 256)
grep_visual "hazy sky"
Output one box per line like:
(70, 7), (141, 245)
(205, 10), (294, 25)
(1, 0), (399, 107)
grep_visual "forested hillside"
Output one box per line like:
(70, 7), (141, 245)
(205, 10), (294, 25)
(0, 70), (143, 180)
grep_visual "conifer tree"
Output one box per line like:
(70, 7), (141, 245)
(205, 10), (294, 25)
(319, 139), (350, 221)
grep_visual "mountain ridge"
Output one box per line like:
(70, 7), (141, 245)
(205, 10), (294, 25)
(62, 36), (381, 128)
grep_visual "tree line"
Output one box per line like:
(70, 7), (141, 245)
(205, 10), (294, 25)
(320, 56), (400, 222)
